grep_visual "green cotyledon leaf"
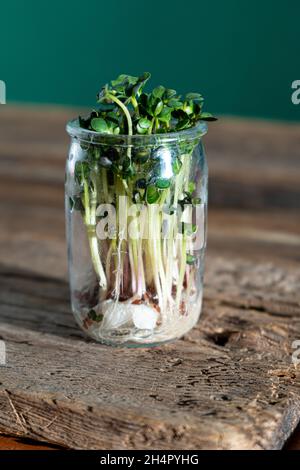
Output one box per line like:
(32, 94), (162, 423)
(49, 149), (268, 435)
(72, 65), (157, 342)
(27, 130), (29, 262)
(155, 178), (171, 189)
(146, 185), (160, 204)
(91, 117), (109, 133)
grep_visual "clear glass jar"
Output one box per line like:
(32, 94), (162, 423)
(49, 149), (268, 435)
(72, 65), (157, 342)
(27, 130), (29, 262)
(65, 119), (208, 346)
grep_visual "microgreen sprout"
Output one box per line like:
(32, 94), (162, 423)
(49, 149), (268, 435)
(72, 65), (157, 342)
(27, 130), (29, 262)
(80, 72), (216, 136)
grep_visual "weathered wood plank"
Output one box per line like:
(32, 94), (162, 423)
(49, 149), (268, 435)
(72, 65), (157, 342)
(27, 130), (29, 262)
(0, 106), (300, 449)
(0, 257), (299, 449)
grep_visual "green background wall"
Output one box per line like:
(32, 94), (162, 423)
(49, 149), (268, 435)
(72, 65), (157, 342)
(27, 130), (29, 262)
(1, 0), (299, 121)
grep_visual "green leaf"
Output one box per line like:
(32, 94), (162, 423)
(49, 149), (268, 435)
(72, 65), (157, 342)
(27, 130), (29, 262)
(91, 117), (109, 133)
(79, 115), (90, 129)
(200, 112), (218, 121)
(168, 99), (183, 109)
(111, 74), (138, 87)
(172, 158), (182, 175)
(97, 102), (115, 112)
(155, 178), (171, 189)
(106, 111), (119, 123)
(146, 185), (160, 204)
(186, 254), (197, 265)
(122, 158), (135, 178)
(183, 100), (194, 115)
(158, 106), (171, 123)
(175, 116), (190, 130)
(152, 86), (165, 99)
(88, 309), (103, 322)
(136, 124), (147, 134)
(185, 93), (203, 102)
(164, 88), (177, 100)
(110, 73), (151, 100)
(139, 92), (148, 111)
(188, 182), (196, 194)
(136, 117), (152, 134)
(154, 100), (164, 116)
(193, 102), (202, 116)
(132, 72), (151, 97)
(111, 74), (138, 97)
(192, 197), (202, 206)
(139, 117), (151, 128)
(132, 148), (150, 163)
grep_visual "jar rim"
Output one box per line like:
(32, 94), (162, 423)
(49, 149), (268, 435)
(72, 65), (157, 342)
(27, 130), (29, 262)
(66, 118), (207, 146)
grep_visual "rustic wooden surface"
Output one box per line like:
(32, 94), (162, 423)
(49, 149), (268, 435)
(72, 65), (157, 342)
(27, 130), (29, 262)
(0, 106), (299, 450)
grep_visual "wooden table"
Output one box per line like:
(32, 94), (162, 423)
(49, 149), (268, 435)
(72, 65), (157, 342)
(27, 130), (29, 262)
(0, 106), (299, 450)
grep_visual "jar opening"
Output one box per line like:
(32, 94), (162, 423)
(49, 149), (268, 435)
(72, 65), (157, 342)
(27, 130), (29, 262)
(66, 118), (207, 147)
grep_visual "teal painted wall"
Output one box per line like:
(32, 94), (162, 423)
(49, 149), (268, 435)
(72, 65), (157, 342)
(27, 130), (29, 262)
(1, 0), (299, 121)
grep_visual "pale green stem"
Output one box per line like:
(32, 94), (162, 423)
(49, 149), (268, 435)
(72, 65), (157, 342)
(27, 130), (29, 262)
(107, 93), (133, 136)
(148, 205), (163, 309)
(83, 176), (107, 290)
(176, 237), (186, 309)
(131, 95), (139, 116)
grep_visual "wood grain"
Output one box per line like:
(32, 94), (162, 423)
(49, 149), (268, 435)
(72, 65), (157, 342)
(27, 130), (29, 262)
(0, 105), (299, 449)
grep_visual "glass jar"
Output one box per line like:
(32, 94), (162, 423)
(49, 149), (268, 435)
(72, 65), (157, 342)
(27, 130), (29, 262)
(65, 119), (208, 346)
